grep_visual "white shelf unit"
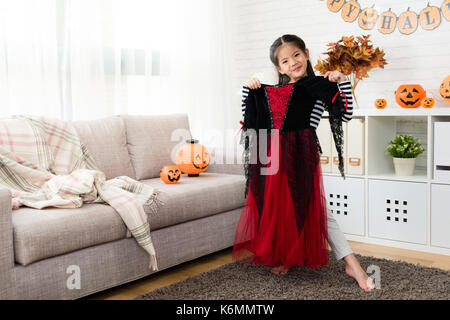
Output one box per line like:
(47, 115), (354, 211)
(321, 107), (450, 256)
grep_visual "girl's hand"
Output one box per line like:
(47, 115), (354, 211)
(324, 71), (347, 83)
(245, 77), (261, 89)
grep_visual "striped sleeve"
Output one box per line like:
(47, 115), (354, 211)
(241, 85), (250, 119)
(337, 80), (353, 122)
(310, 100), (326, 129)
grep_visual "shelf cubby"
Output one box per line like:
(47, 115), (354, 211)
(367, 116), (428, 179)
(430, 116), (450, 182)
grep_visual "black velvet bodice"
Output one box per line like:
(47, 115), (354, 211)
(243, 75), (344, 132)
(248, 83), (320, 131)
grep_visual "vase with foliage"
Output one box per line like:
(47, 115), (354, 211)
(386, 134), (425, 176)
(314, 35), (387, 109)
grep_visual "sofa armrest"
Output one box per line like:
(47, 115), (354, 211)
(0, 188), (17, 299)
(206, 147), (244, 176)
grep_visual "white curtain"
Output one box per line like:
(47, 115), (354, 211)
(0, 0), (238, 149)
(0, 0), (61, 118)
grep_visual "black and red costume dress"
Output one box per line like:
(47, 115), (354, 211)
(232, 75), (347, 270)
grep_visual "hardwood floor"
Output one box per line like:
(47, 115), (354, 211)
(86, 241), (450, 300)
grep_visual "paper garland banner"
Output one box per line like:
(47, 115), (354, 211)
(443, 0), (450, 19)
(378, 8), (397, 34)
(398, 8), (418, 35)
(326, 0), (449, 34)
(359, 6), (378, 30)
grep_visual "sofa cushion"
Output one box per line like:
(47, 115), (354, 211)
(142, 172), (245, 230)
(12, 172), (245, 266)
(12, 203), (128, 266)
(121, 114), (191, 180)
(72, 116), (136, 180)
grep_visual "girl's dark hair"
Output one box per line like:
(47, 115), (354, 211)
(270, 34), (316, 86)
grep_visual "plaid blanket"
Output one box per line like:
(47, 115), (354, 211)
(0, 115), (163, 271)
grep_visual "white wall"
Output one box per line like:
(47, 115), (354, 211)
(229, 0), (450, 112)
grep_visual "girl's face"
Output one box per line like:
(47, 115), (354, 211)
(275, 43), (310, 83)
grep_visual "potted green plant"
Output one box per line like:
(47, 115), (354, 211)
(386, 134), (425, 176)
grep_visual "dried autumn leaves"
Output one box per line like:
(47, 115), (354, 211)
(314, 35), (387, 81)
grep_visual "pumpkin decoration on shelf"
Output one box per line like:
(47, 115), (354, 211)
(374, 98), (387, 109)
(175, 139), (210, 177)
(160, 165), (182, 184)
(422, 97), (435, 108)
(395, 84), (426, 108)
(440, 75), (450, 103)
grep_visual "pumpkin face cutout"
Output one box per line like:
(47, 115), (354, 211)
(395, 84), (426, 108)
(422, 98), (435, 108)
(160, 165), (181, 184)
(192, 148), (210, 170)
(375, 99), (387, 109)
(175, 139), (210, 177)
(440, 75), (450, 103)
(358, 7), (377, 30)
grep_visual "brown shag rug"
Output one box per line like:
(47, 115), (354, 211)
(135, 253), (450, 300)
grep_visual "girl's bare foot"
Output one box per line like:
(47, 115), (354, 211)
(240, 256), (256, 265)
(270, 265), (289, 275)
(343, 254), (375, 291)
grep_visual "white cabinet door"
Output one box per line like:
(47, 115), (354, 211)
(347, 119), (365, 175)
(368, 179), (427, 244)
(323, 175), (365, 236)
(434, 122), (450, 181)
(431, 184), (450, 249)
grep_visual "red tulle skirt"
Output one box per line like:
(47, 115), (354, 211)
(232, 129), (329, 270)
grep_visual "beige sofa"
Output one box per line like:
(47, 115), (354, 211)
(0, 114), (245, 300)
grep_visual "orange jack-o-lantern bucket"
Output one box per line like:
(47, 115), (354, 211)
(160, 165), (182, 184)
(395, 84), (426, 108)
(175, 139), (210, 177)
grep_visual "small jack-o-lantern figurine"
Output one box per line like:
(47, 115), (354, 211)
(374, 98), (387, 109)
(160, 165), (182, 184)
(175, 139), (210, 177)
(395, 84), (426, 108)
(422, 97), (435, 108)
(440, 75), (450, 103)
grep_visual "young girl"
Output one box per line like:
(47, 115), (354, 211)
(233, 34), (375, 292)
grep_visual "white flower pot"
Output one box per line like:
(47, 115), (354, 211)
(393, 157), (416, 176)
